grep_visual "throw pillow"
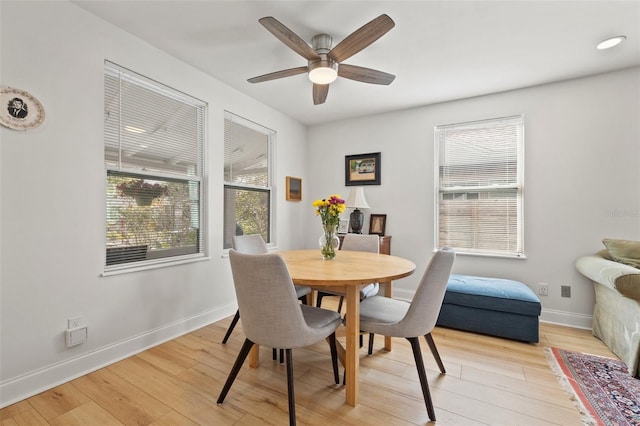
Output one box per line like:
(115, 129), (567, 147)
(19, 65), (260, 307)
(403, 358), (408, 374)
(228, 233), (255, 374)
(603, 239), (640, 268)
(597, 248), (614, 260)
(614, 274), (640, 301)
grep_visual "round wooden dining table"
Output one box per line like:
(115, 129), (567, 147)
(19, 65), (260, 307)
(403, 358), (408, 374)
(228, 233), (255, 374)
(249, 249), (416, 407)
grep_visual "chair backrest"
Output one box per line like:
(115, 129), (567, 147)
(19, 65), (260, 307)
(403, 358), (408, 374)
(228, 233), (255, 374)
(341, 234), (379, 253)
(228, 249), (324, 348)
(399, 248), (455, 337)
(232, 234), (268, 254)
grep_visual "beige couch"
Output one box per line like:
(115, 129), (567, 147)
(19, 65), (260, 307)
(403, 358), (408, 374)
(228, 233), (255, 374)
(576, 252), (640, 376)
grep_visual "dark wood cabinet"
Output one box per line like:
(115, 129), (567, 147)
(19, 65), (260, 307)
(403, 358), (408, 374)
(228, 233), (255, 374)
(338, 234), (391, 255)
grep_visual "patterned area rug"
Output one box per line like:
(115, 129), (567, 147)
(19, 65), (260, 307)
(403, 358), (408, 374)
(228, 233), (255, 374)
(546, 347), (640, 426)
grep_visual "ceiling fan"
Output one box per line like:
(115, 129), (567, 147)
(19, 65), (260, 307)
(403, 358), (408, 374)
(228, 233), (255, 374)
(248, 14), (396, 105)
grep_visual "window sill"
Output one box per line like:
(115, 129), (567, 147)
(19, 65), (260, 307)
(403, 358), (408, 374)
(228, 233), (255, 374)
(101, 253), (210, 276)
(452, 250), (527, 260)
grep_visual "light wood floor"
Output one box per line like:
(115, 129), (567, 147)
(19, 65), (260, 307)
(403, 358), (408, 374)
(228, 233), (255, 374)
(1, 298), (615, 425)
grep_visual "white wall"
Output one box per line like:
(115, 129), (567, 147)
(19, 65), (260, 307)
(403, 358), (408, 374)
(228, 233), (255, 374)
(307, 67), (640, 327)
(0, 1), (308, 406)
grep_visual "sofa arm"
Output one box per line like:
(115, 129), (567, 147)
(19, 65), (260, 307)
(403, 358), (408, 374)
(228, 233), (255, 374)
(576, 255), (640, 301)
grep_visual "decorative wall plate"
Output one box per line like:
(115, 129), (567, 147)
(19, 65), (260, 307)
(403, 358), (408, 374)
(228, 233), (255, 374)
(0, 87), (45, 130)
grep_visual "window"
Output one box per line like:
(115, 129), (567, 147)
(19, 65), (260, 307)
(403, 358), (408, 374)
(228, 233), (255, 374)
(223, 112), (274, 249)
(104, 62), (206, 270)
(435, 115), (524, 257)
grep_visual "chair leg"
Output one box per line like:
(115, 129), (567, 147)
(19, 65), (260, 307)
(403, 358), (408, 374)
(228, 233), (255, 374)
(368, 333), (375, 355)
(271, 348), (284, 363)
(337, 296), (344, 313)
(285, 349), (297, 426)
(407, 337), (436, 421)
(328, 332), (340, 384)
(299, 294), (308, 305)
(217, 338), (254, 404)
(424, 333), (446, 374)
(221, 310), (240, 344)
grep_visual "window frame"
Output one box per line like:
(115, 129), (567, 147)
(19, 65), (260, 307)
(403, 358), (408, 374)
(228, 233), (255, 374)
(103, 61), (208, 274)
(434, 115), (525, 258)
(223, 111), (275, 251)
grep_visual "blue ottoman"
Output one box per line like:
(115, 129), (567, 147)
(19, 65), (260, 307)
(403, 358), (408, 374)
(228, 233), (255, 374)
(436, 274), (541, 343)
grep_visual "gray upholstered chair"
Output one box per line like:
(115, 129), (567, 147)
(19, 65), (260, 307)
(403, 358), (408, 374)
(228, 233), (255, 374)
(218, 250), (342, 426)
(359, 248), (455, 421)
(316, 233), (380, 312)
(222, 234), (312, 364)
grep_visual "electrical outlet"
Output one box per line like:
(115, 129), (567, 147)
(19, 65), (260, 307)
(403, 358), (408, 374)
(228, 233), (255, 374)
(538, 283), (549, 296)
(65, 326), (88, 347)
(67, 316), (83, 329)
(561, 285), (571, 298)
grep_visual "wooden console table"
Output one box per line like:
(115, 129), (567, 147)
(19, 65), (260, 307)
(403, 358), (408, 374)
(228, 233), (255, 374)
(338, 234), (391, 255)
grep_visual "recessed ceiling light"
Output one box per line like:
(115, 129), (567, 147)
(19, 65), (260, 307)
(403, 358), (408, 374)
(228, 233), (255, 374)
(596, 35), (626, 50)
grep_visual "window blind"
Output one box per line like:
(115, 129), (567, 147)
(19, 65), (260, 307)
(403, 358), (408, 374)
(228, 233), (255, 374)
(104, 61), (207, 268)
(436, 115), (524, 257)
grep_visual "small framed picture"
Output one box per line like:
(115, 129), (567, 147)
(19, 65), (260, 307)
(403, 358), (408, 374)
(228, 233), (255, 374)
(338, 219), (349, 234)
(285, 176), (302, 201)
(369, 214), (387, 236)
(345, 152), (381, 186)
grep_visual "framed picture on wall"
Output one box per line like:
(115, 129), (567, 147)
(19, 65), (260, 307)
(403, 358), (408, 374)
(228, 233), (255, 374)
(369, 214), (387, 236)
(286, 176), (302, 201)
(345, 152), (381, 186)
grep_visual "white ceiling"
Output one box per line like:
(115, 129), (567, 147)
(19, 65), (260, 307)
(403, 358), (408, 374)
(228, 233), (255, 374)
(73, 0), (640, 126)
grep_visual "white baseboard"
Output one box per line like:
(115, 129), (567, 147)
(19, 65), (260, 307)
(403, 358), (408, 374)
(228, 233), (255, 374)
(394, 288), (593, 329)
(539, 308), (592, 330)
(0, 304), (237, 408)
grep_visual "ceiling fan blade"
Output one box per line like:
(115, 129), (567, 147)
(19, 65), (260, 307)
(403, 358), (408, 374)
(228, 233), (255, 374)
(338, 64), (395, 85)
(259, 16), (320, 61)
(328, 14), (395, 63)
(248, 66), (309, 83)
(313, 84), (329, 105)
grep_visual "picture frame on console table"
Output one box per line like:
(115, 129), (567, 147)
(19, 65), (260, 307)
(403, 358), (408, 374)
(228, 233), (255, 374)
(345, 152), (381, 186)
(369, 214), (387, 236)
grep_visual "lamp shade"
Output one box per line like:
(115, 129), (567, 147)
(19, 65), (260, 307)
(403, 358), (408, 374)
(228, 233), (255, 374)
(345, 187), (370, 209)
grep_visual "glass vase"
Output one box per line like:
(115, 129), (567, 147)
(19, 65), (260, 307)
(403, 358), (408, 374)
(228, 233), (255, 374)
(319, 223), (340, 260)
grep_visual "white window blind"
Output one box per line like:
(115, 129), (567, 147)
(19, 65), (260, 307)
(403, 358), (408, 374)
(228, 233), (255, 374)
(436, 115), (524, 257)
(104, 61), (207, 269)
(223, 112), (273, 249)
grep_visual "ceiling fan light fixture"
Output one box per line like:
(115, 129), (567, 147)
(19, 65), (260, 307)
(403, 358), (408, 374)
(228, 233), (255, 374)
(250, 15), (395, 104)
(596, 35), (626, 50)
(308, 60), (338, 84)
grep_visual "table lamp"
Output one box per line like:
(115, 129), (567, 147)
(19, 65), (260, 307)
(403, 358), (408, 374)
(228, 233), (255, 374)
(345, 187), (370, 234)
